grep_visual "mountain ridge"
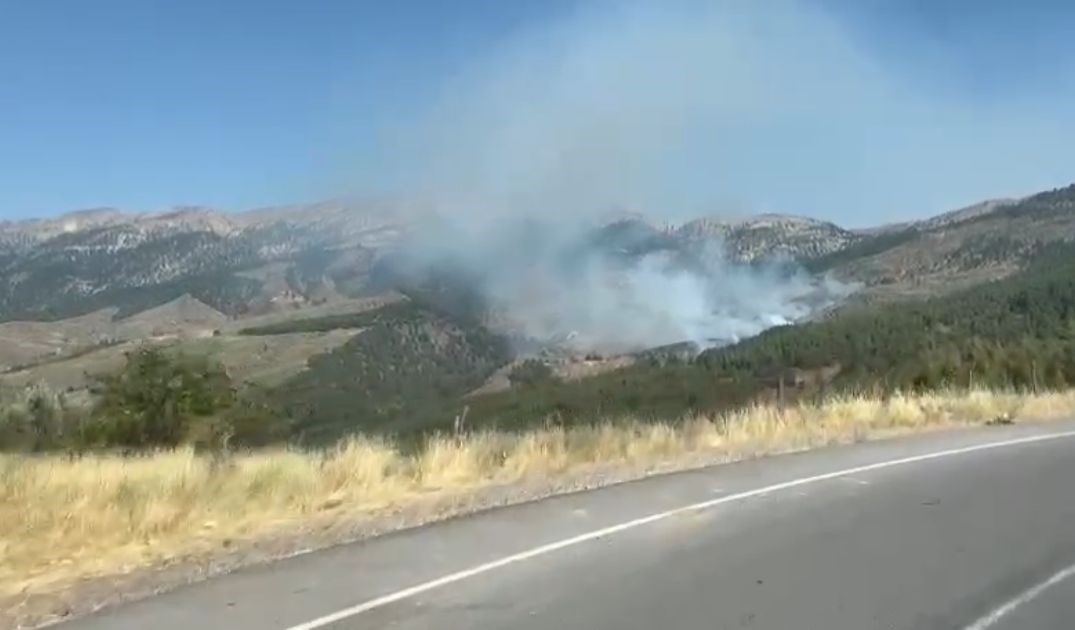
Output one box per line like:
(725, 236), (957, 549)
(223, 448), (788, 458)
(1, 184), (1073, 326)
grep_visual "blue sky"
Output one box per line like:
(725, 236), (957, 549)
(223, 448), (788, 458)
(1, 0), (1073, 226)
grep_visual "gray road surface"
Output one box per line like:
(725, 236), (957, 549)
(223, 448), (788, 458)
(65, 420), (1075, 630)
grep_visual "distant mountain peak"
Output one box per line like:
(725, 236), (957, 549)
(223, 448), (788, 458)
(676, 213), (856, 262)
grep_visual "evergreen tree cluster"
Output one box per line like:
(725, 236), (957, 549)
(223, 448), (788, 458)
(268, 301), (512, 444)
(703, 241), (1075, 392)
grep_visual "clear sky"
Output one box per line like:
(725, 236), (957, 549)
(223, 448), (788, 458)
(2, 0), (1073, 226)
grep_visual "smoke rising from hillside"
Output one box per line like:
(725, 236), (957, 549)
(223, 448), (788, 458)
(388, 2), (857, 351)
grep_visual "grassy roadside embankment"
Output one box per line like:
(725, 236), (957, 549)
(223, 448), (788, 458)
(3, 388), (1075, 625)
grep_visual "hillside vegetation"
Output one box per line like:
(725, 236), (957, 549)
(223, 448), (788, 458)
(263, 300), (512, 443)
(0, 348), (288, 452)
(10, 235), (1075, 448)
(705, 241), (1075, 391)
(458, 239), (1075, 430)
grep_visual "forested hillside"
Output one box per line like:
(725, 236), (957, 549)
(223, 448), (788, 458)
(458, 240), (1075, 430)
(263, 300), (512, 444)
(706, 241), (1075, 390)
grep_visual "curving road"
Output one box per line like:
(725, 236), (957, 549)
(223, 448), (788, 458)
(67, 420), (1075, 630)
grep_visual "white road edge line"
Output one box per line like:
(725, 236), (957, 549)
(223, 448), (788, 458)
(962, 562), (1075, 630)
(287, 429), (1075, 630)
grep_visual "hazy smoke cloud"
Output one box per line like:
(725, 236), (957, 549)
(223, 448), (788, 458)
(386, 2), (857, 352)
(488, 243), (851, 352)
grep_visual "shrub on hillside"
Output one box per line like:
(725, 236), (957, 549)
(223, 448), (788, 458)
(84, 348), (237, 448)
(508, 360), (555, 387)
(0, 351), (290, 452)
(217, 388), (291, 448)
(0, 387), (81, 452)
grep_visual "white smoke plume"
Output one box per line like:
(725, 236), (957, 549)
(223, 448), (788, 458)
(382, 1), (858, 352)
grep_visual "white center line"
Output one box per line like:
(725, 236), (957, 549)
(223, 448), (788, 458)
(287, 429), (1075, 630)
(963, 562), (1075, 630)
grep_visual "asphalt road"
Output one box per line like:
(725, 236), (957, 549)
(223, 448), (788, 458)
(65, 420), (1075, 630)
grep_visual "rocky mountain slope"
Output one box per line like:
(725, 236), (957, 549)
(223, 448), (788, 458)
(675, 213), (858, 262)
(810, 184), (1075, 300)
(0, 203), (843, 325)
(2, 183), (1074, 328)
(0, 201), (421, 322)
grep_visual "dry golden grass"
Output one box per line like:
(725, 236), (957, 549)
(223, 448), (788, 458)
(2, 388), (1074, 605)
